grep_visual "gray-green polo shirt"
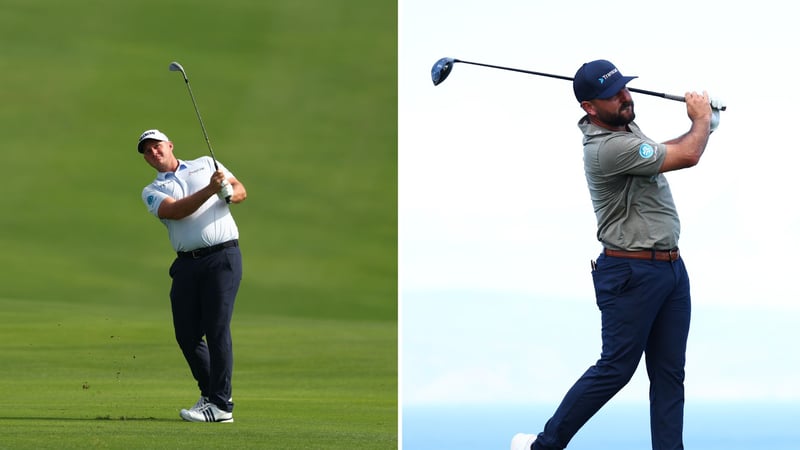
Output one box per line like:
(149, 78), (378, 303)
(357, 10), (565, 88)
(579, 115), (680, 251)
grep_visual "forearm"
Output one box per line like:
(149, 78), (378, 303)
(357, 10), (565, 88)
(157, 185), (217, 220)
(659, 118), (711, 172)
(664, 116), (710, 145)
(227, 177), (247, 204)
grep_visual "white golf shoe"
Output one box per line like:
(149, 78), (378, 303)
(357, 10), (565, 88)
(187, 396), (209, 411)
(510, 433), (537, 450)
(180, 401), (233, 423)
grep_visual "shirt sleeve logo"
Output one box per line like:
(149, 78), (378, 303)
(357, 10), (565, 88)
(639, 143), (655, 159)
(147, 194), (155, 206)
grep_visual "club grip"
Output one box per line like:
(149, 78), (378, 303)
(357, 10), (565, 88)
(226, 196), (232, 204)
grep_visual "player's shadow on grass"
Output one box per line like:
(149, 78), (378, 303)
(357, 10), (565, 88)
(0, 416), (176, 422)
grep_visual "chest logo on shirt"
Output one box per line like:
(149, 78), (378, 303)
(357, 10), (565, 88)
(639, 143), (655, 159)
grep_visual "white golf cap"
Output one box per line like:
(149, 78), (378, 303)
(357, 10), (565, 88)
(137, 129), (170, 153)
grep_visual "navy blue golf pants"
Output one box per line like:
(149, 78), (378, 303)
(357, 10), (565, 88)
(169, 246), (242, 412)
(534, 253), (691, 450)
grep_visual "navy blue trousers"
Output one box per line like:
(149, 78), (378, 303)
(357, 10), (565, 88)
(169, 246), (242, 412)
(534, 253), (691, 450)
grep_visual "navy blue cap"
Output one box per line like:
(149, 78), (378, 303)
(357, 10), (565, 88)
(573, 60), (637, 102)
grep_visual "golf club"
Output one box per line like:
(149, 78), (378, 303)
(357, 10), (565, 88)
(431, 57), (726, 111)
(168, 61), (231, 203)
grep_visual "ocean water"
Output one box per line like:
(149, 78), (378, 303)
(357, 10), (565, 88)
(402, 403), (800, 449)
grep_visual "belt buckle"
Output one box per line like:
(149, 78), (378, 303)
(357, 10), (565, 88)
(191, 249), (202, 259)
(668, 249), (679, 261)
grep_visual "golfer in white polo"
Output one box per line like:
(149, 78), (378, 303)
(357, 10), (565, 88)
(139, 129), (247, 423)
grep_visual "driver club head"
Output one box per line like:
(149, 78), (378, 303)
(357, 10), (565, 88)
(431, 57), (456, 86)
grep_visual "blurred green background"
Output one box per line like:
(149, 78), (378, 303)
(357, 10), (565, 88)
(0, 0), (396, 447)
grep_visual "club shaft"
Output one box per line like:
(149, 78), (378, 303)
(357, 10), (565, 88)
(182, 78), (219, 170)
(171, 62), (231, 203)
(455, 59), (723, 110)
(455, 59), (573, 82)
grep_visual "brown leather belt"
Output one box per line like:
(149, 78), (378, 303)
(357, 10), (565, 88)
(604, 248), (680, 262)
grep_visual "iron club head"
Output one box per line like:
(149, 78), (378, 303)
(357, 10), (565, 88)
(431, 57), (456, 86)
(168, 61), (187, 81)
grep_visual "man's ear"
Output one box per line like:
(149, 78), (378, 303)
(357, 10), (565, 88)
(580, 100), (595, 116)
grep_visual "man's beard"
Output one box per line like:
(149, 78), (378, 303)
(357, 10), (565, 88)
(597, 101), (635, 128)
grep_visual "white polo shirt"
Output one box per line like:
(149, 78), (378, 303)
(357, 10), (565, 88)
(142, 156), (239, 252)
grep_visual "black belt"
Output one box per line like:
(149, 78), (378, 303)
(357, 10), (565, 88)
(177, 239), (238, 259)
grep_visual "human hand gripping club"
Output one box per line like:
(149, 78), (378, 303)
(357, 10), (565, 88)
(208, 170), (234, 202)
(218, 178), (234, 201)
(685, 91), (725, 134)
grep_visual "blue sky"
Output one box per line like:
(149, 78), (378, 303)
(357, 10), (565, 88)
(399, 0), (800, 411)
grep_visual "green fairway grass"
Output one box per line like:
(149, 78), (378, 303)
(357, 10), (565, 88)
(1, 297), (395, 448)
(1, 0), (396, 448)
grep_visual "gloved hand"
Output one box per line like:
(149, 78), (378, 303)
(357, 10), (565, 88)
(710, 108), (721, 133)
(218, 179), (234, 203)
(710, 97), (725, 133)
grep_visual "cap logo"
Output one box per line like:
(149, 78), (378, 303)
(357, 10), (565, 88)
(599, 68), (619, 85)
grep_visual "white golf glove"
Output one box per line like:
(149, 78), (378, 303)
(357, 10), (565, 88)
(218, 179), (234, 202)
(710, 108), (721, 133)
(708, 97), (725, 133)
